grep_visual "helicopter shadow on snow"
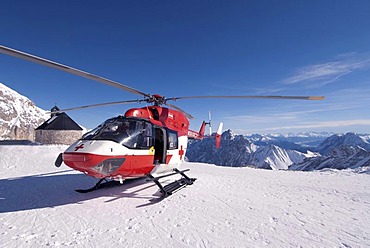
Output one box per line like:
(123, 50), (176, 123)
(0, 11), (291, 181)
(0, 170), (165, 213)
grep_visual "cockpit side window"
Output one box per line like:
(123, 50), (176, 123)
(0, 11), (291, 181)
(141, 122), (153, 148)
(82, 117), (153, 149)
(167, 129), (178, 150)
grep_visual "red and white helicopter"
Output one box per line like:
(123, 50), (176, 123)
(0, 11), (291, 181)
(0, 45), (324, 196)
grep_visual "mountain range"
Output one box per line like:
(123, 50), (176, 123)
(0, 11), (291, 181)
(246, 132), (334, 152)
(187, 130), (370, 171)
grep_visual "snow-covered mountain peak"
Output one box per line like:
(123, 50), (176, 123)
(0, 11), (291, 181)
(0, 82), (29, 101)
(0, 82), (49, 140)
(316, 132), (370, 155)
(221, 129), (236, 141)
(343, 132), (370, 145)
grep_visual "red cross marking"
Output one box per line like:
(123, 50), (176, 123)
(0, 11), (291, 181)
(74, 144), (84, 151)
(178, 145), (184, 160)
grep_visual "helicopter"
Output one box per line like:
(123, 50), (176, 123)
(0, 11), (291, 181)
(0, 45), (324, 196)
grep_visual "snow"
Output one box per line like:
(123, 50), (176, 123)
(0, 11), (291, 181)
(1, 145), (370, 247)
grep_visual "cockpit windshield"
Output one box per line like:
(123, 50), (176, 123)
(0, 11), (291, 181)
(82, 117), (153, 149)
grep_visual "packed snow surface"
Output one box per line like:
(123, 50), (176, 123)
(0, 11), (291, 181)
(1, 145), (369, 247)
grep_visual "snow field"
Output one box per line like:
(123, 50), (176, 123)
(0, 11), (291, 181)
(0, 145), (369, 247)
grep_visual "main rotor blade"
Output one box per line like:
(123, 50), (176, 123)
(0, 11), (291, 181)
(49, 100), (144, 113)
(164, 103), (194, 120)
(0, 45), (150, 98)
(168, 95), (325, 101)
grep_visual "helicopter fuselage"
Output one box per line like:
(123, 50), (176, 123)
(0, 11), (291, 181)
(62, 106), (195, 179)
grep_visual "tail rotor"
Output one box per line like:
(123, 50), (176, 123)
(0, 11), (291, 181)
(207, 111), (212, 136)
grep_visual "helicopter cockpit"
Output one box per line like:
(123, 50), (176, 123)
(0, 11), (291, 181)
(82, 117), (153, 149)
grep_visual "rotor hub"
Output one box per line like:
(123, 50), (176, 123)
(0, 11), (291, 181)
(148, 94), (166, 106)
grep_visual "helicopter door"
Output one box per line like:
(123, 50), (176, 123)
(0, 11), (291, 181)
(154, 127), (167, 164)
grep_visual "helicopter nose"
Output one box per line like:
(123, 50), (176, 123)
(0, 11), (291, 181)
(63, 152), (126, 178)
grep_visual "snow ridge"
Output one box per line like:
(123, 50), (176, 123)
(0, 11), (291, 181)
(250, 144), (310, 170)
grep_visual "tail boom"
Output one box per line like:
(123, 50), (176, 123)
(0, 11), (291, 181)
(188, 121), (223, 148)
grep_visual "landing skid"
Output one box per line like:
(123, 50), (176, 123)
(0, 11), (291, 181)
(147, 168), (196, 197)
(75, 178), (123, 193)
(75, 169), (196, 196)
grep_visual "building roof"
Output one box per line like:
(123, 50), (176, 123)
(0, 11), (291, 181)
(36, 112), (83, 131)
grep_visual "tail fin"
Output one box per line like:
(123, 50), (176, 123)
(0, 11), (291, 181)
(187, 121), (207, 140)
(215, 122), (223, 148)
(199, 121), (206, 137)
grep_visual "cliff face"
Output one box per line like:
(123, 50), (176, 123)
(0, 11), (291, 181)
(0, 82), (48, 141)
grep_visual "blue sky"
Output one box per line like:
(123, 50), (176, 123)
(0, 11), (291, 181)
(1, 0), (370, 134)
